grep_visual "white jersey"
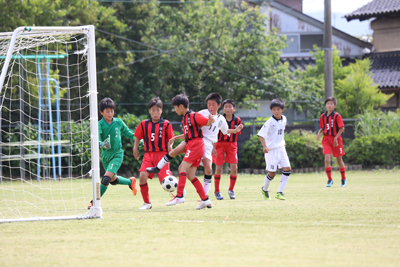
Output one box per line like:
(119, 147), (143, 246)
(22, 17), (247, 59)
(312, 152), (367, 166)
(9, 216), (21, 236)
(257, 115), (287, 150)
(198, 109), (228, 143)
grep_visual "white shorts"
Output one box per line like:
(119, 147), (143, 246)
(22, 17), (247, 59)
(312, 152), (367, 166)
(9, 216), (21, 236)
(200, 138), (213, 165)
(264, 146), (291, 172)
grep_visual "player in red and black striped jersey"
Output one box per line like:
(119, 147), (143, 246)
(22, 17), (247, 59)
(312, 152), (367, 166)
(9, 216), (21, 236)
(149, 94), (215, 209)
(133, 98), (175, 210)
(317, 97), (347, 188)
(212, 99), (243, 200)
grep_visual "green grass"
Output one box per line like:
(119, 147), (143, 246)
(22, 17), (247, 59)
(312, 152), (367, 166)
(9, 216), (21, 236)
(1, 170), (400, 267)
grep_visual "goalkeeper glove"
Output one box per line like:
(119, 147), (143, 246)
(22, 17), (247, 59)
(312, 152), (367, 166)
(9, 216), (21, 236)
(100, 135), (111, 149)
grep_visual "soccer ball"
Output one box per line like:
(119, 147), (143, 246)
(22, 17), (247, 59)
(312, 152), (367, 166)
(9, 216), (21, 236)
(162, 176), (178, 192)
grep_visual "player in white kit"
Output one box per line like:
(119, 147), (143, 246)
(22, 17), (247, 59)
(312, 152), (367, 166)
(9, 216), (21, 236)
(257, 98), (291, 200)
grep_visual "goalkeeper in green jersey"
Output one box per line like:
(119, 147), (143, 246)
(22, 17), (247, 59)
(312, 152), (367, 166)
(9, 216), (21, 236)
(88, 97), (137, 209)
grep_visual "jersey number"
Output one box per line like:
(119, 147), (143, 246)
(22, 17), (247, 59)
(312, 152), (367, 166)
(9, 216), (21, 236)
(326, 123), (330, 131)
(185, 150), (191, 158)
(278, 129), (283, 135)
(151, 133), (155, 141)
(209, 125), (216, 132)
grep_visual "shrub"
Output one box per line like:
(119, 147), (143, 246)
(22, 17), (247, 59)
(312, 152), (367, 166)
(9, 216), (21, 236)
(346, 133), (400, 167)
(241, 130), (324, 169)
(355, 110), (400, 137)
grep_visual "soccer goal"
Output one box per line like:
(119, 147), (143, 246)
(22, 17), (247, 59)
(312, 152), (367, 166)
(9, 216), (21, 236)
(0, 26), (102, 222)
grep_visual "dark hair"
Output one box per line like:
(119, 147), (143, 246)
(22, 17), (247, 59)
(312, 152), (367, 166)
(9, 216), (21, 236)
(324, 97), (337, 105)
(148, 97), (163, 110)
(99, 97), (115, 112)
(206, 93), (222, 105)
(222, 99), (236, 108)
(270, 98), (285, 109)
(172, 94), (189, 108)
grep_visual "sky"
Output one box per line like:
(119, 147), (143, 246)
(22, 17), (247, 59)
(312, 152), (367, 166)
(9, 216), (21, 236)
(303, 0), (374, 37)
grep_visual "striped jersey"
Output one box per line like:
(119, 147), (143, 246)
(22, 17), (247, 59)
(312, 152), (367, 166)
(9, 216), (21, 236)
(134, 117), (174, 152)
(98, 118), (135, 153)
(257, 115), (287, 150)
(198, 109), (228, 143)
(319, 111), (344, 136)
(218, 114), (242, 142)
(182, 110), (209, 142)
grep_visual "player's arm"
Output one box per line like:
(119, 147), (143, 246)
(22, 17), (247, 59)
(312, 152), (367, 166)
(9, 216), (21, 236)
(227, 124), (243, 134)
(133, 137), (142, 160)
(165, 123), (176, 152)
(259, 136), (269, 153)
(120, 120), (135, 140)
(317, 115), (324, 141)
(333, 127), (345, 147)
(168, 134), (185, 147)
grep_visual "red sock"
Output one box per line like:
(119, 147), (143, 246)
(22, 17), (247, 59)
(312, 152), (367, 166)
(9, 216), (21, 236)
(140, 183), (150, 204)
(191, 177), (208, 201)
(325, 167), (332, 180)
(214, 175), (221, 193)
(340, 167), (346, 180)
(176, 172), (187, 198)
(229, 175), (237, 191)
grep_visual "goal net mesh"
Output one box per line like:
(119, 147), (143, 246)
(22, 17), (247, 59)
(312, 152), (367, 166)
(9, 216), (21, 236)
(0, 27), (99, 222)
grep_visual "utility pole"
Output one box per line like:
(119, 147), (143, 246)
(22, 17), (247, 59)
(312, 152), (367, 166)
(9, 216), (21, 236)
(324, 0), (334, 98)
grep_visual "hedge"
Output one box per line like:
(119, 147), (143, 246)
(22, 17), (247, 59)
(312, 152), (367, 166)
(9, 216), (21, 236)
(346, 133), (400, 167)
(241, 130), (324, 169)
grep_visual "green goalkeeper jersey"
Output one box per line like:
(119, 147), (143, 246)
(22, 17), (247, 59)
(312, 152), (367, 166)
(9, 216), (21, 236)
(98, 118), (135, 153)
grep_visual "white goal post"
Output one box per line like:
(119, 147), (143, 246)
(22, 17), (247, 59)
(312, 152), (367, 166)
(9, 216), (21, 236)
(0, 26), (102, 222)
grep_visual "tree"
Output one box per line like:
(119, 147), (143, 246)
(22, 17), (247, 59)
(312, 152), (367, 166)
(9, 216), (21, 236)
(336, 59), (392, 118)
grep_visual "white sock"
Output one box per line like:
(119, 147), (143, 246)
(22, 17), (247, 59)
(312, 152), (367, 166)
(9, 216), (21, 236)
(157, 154), (171, 169)
(278, 171), (291, 193)
(203, 179), (212, 195)
(263, 174), (273, 191)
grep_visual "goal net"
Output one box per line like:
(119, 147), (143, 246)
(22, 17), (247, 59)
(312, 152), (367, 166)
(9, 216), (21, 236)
(0, 26), (102, 223)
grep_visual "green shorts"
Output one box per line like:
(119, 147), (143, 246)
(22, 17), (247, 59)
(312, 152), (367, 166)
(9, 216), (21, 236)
(101, 149), (124, 175)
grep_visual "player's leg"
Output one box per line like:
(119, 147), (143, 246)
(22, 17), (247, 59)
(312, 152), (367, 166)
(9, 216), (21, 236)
(107, 152), (137, 195)
(187, 166), (212, 209)
(213, 142), (224, 200)
(138, 171), (152, 209)
(147, 141), (187, 174)
(165, 160), (191, 206)
(262, 151), (277, 200)
(322, 136), (334, 187)
(336, 156), (347, 187)
(225, 143), (239, 199)
(214, 164), (223, 200)
(275, 148), (291, 200)
(202, 158), (213, 195)
(333, 137), (347, 187)
(201, 139), (214, 195)
(227, 163), (238, 199)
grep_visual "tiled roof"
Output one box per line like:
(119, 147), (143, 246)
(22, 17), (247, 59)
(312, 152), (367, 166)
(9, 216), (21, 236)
(280, 57), (315, 72)
(345, 0), (400, 21)
(367, 51), (400, 89)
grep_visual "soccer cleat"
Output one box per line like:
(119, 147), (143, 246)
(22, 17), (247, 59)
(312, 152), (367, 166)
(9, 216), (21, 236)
(261, 187), (271, 200)
(196, 198), (212, 210)
(228, 190), (236, 199)
(341, 179), (347, 187)
(139, 203), (152, 210)
(214, 191), (224, 200)
(87, 200), (93, 210)
(165, 196), (185, 206)
(275, 192), (286, 200)
(129, 177), (137, 196)
(326, 180), (334, 187)
(146, 166), (160, 174)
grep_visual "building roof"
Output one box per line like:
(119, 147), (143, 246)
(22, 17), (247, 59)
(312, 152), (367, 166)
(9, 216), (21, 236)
(247, 0), (373, 50)
(345, 0), (400, 21)
(367, 51), (400, 89)
(280, 57), (358, 72)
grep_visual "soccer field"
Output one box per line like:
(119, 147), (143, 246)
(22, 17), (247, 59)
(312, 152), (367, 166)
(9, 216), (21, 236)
(1, 170), (400, 267)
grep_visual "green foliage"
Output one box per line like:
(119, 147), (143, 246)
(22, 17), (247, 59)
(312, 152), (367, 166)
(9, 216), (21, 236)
(336, 59), (393, 118)
(347, 133), (400, 167)
(241, 130), (324, 169)
(355, 110), (400, 137)
(285, 130), (324, 168)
